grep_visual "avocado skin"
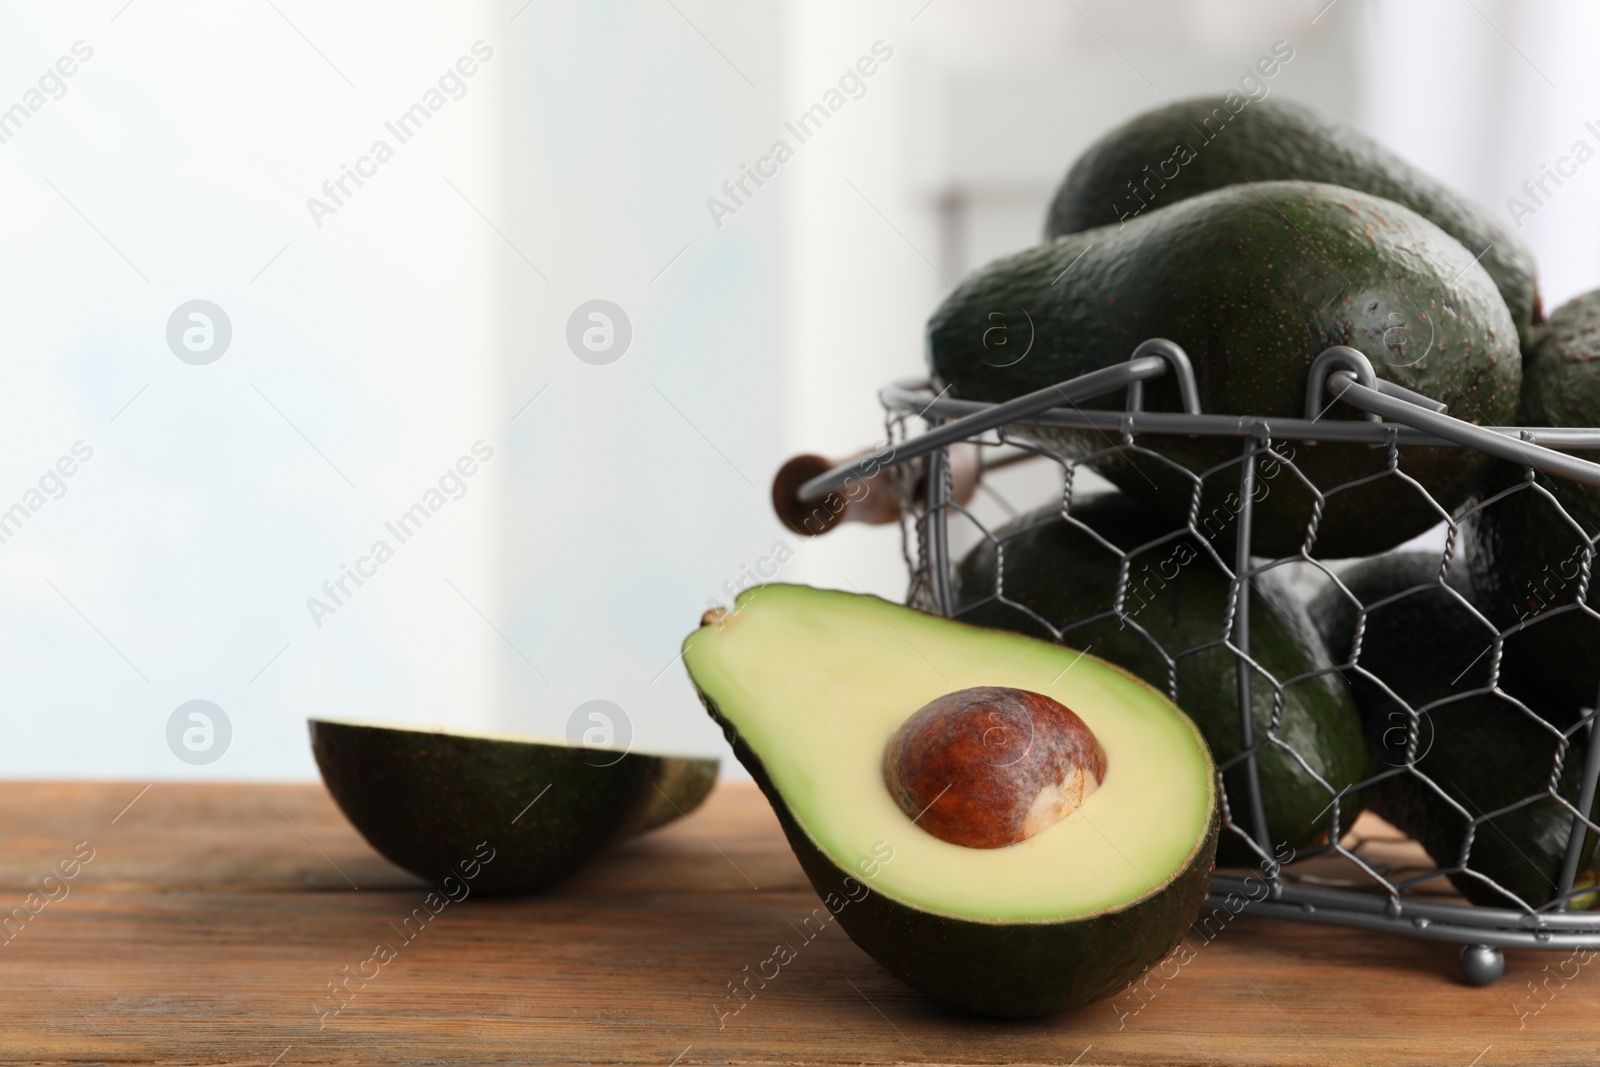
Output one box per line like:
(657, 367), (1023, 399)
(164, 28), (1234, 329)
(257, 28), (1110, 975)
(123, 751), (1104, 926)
(1465, 289), (1600, 711)
(1046, 96), (1540, 348)
(694, 665), (1217, 1018)
(1310, 553), (1594, 908)
(310, 720), (717, 896)
(953, 494), (1366, 865)
(929, 180), (1521, 559)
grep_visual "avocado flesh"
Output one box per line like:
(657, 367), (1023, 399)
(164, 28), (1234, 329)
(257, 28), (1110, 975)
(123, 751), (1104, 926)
(1046, 96), (1540, 348)
(310, 719), (718, 896)
(683, 584), (1217, 1016)
(954, 494), (1366, 864)
(929, 180), (1522, 559)
(1465, 288), (1600, 710)
(1309, 554), (1596, 909)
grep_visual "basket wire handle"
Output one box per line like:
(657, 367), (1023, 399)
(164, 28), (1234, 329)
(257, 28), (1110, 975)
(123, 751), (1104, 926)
(1124, 339), (1202, 415)
(797, 341), (1197, 504)
(1326, 364), (1600, 488)
(1303, 346), (1447, 424)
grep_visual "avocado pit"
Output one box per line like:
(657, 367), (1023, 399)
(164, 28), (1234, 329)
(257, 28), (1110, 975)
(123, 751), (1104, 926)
(884, 686), (1106, 849)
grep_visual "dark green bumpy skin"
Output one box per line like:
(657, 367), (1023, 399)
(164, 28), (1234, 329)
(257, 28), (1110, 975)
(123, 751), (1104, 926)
(929, 181), (1522, 559)
(1310, 554), (1596, 909)
(953, 495), (1366, 864)
(1465, 289), (1600, 711)
(693, 682), (1217, 1017)
(310, 720), (717, 896)
(1046, 96), (1540, 348)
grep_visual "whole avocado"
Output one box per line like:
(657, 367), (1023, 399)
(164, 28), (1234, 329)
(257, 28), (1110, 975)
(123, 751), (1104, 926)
(1046, 96), (1540, 348)
(928, 181), (1522, 559)
(1465, 289), (1600, 710)
(954, 493), (1367, 865)
(1311, 553), (1594, 909)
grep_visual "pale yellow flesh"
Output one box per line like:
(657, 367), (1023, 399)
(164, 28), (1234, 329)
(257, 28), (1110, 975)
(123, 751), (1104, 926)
(682, 584), (1214, 924)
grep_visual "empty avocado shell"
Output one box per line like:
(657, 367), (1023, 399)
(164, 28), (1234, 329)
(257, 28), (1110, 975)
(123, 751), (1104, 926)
(310, 719), (717, 895)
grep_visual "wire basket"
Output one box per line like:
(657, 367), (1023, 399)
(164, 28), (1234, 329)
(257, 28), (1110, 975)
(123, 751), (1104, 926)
(797, 340), (1600, 985)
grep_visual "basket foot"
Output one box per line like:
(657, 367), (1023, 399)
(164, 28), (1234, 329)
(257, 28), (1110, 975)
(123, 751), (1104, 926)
(1459, 944), (1505, 986)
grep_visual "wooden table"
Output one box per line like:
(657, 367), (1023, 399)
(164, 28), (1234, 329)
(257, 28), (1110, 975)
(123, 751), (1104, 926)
(0, 780), (1594, 1066)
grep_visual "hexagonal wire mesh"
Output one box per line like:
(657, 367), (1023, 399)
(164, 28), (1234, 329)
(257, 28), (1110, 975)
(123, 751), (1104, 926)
(813, 341), (1600, 977)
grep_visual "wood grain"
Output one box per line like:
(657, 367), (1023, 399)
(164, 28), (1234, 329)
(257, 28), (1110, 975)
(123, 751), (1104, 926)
(0, 780), (1592, 1066)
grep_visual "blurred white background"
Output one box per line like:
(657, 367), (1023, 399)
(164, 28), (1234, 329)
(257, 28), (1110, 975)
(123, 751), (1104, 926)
(1, 0), (1596, 779)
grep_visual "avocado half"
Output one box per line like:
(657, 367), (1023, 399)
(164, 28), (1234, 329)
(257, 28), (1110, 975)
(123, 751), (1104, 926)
(309, 719), (718, 895)
(953, 494), (1367, 864)
(929, 180), (1521, 559)
(683, 584), (1217, 1017)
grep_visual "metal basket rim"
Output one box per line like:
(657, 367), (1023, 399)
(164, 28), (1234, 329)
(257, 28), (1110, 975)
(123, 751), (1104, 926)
(882, 376), (1600, 451)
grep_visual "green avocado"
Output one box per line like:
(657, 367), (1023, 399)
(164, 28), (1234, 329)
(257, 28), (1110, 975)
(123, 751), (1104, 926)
(683, 584), (1217, 1017)
(952, 494), (1366, 864)
(928, 181), (1522, 559)
(1310, 553), (1596, 909)
(310, 719), (717, 895)
(1046, 96), (1540, 347)
(1465, 289), (1600, 710)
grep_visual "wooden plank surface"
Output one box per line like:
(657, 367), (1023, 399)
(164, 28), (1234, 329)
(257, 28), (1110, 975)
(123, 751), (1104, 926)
(0, 780), (1593, 1066)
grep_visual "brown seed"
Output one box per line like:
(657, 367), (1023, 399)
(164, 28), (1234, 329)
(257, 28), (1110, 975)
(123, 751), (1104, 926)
(883, 686), (1107, 849)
